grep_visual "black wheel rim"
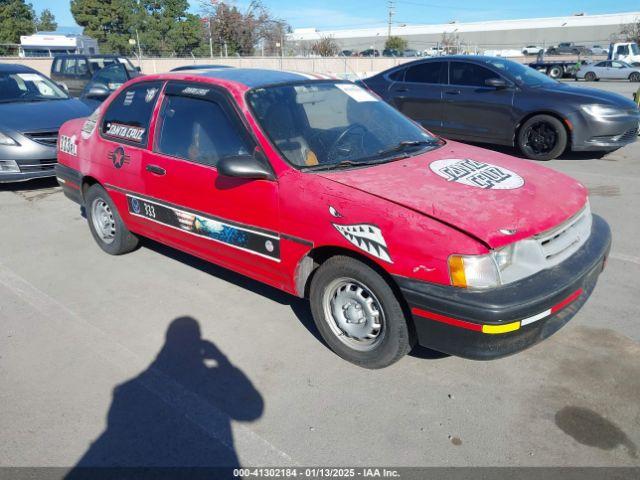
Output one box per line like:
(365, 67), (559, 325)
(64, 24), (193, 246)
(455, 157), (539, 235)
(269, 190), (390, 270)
(524, 121), (558, 155)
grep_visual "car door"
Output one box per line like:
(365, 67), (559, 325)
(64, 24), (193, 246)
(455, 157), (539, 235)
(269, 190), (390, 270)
(139, 81), (282, 283)
(439, 61), (515, 143)
(386, 60), (447, 132)
(611, 61), (629, 79)
(96, 80), (164, 230)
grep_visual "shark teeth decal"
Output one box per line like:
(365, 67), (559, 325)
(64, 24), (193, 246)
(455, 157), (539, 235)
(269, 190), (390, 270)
(333, 223), (392, 263)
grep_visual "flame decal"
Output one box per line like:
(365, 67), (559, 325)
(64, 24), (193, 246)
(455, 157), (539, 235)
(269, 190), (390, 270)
(333, 223), (392, 263)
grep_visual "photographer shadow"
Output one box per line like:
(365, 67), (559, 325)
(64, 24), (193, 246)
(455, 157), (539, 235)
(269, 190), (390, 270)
(68, 316), (263, 473)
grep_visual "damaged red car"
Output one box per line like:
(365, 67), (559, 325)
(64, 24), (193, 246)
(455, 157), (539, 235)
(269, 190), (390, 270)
(55, 69), (611, 368)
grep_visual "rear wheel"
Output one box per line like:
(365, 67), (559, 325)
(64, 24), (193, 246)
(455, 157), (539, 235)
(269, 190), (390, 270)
(585, 71), (597, 81)
(629, 72), (640, 82)
(517, 114), (568, 161)
(309, 256), (412, 369)
(85, 184), (139, 255)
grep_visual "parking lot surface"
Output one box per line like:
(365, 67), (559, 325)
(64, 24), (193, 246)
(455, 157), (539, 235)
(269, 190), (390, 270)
(1, 81), (639, 469)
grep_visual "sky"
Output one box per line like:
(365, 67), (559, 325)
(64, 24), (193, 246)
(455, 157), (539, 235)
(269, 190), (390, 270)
(32, 0), (640, 32)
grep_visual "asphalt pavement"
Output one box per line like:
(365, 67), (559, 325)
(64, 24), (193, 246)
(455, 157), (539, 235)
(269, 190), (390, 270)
(0, 80), (639, 470)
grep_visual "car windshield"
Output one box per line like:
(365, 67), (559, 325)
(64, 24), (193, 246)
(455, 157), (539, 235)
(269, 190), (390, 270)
(247, 82), (441, 170)
(631, 44), (640, 55)
(0, 71), (68, 103)
(486, 57), (558, 87)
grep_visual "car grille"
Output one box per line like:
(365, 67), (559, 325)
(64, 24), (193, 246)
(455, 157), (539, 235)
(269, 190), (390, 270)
(535, 203), (592, 266)
(19, 159), (57, 173)
(23, 131), (59, 147)
(590, 126), (639, 143)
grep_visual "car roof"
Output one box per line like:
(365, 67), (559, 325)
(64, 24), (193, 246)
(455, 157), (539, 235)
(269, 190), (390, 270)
(155, 68), (333, 89)
(0, 63), (38, 74)
(52, 54), (122, 59)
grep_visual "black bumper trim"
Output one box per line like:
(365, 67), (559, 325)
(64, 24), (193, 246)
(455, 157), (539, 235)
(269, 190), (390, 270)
(54, 164), (83, 205)
(395, 214), (611, 359)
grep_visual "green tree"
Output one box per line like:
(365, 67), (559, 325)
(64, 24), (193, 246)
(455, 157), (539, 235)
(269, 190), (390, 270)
(0, 0), (36, 54)
(71, 0), (138, 54)
(35, 8), (57, 31)
(137, 0), (203, 56)
(384, 36), (407, 52)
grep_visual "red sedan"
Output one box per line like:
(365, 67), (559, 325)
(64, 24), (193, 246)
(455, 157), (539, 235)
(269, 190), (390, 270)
(55, 69), (611, 368)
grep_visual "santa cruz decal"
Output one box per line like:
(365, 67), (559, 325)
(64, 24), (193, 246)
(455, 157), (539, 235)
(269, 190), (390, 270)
(105, 122), (145, 143)
(126, 194), (280, 261)
(430, 158), (524, 190)
(333, 224), (392, 263)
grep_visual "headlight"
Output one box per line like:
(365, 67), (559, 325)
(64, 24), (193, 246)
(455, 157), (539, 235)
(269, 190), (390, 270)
(0, 131), (18, 146)
(448, 244), (513, 290)
(580, 104), (625, 119)
(0, 159), (20, 173)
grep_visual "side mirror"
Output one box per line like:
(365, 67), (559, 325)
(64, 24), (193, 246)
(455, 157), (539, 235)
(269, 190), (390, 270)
(85, 84), (111, 100)
(57, 82), (69, 94)
(135, 66), (142, 72)
(217, 153), (274, 180)
(485, 78), (508, 89)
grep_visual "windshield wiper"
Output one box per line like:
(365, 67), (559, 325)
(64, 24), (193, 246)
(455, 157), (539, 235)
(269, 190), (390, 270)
(375, 139), (441, 157)
(301, 158), (395, 172)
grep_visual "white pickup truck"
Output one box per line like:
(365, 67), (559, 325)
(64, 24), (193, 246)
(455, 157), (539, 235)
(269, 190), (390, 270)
(609, 42), (640, 65)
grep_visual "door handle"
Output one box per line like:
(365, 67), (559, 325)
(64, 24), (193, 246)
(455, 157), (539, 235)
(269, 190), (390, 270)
(395, 87), (409, 93)
(146, 164), (166, 175)
(444, 90), (461, 95)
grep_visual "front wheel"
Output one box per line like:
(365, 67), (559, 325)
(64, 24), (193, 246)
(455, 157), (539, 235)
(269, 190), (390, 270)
(517, 114), (568, 161)
(309, 256), (413, 369)
(85, 183), (139, 255)
(629, 72), (640, 82)
(585, 71), (597, 81)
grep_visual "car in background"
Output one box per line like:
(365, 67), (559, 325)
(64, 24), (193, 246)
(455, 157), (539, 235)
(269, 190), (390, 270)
(170, 64), (233, 72)
(546, 42), (591, 55)
(79, 63), (142, 109)
(382, 48), (401, 57)
(424, 46), (445, 56)
(0, 64), (92, 183)
(590, 45), (608, 55)
(51, 54), (140, 97)
(522, 45), (544, 55)
(55, 69), (610, 368)
(576, 60), (640, 82)
(360, 49), (380, 57)
(360, 56), (640, 160)
(339, 50), (354, 57)
(402, 49), (420, 57)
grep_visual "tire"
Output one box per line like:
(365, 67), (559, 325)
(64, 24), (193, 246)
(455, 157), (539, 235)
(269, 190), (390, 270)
(585, 71), (597, 81)
(548, 66), (562, 79)
(85, 183), (139, 255)
(547, 49), (557, 55)
(517, 114), (568, 161)
(309, 256), (413, 369)
(629, 72), (640, 82)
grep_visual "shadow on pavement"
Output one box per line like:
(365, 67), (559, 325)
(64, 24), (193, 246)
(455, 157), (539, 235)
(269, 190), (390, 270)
(66, 316), (263, 474)
(0, 177), (59, 191)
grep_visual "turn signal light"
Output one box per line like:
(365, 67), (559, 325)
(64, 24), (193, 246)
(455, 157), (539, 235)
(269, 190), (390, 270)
(448, 255), (467, 288)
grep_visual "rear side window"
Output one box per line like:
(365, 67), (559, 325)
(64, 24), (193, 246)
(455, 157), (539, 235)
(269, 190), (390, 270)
(156, 92), (251, 167)
(388, 69), (404, 81)
(450, 62), (497, 87)
(77, 58), (89, 76)
(404, 62), (446, 84)
(101, 81), (163, 146)
(52, 59), (62, 74)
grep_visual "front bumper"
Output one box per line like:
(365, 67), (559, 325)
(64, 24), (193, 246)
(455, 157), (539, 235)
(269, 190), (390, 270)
(568, 111), (639, 151)
(395, 214), (611, 360)
(0, 158), (58, 183)
(54, 164), (83, 204)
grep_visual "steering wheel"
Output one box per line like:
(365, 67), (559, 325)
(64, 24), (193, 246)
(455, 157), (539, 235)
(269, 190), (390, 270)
(326, 123), (368, 163)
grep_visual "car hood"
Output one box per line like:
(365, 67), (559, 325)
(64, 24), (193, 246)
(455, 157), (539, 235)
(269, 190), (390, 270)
(0, 98), (92, 133)
(539, 83), (639, 109)
(317, 142), (588, 249)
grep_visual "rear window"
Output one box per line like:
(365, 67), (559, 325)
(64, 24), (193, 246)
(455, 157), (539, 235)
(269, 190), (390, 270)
(101, 81), (163, 145)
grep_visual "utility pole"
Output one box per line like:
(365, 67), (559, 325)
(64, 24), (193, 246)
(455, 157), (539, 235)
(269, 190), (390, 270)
(387, 0), (395, 38)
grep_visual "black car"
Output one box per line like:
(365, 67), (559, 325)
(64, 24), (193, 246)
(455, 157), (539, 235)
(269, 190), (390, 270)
(361, 56), (640, 160)
(51, 54), (140, 97)
(79, 63), (142, 109)
(0, 64), (92, 183)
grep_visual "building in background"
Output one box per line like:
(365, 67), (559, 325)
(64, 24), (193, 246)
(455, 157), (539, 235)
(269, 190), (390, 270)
(289, 12), (640, 55)
(19, 32), (98, 58)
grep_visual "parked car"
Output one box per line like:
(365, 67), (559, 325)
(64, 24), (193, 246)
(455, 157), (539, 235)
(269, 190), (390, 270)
(522, 45), (543, 55)
(590, 45), (608, 55)
(56, 69), (611, 368)
(546, 42), (591, 55)
(0, 64), (92, 183)
(170, 64), (233, 72)
(360, 56), (640, 160)
(51, 54), (140, 97)
(339, 50), (354, 57)
(360, 49), (380, 57)
(424, 46), (445, 56)
(576, 60), (640, 82)
(402, 49), (420, 57)
(79, 63), (142, 109)
(382, 48), (401, 57)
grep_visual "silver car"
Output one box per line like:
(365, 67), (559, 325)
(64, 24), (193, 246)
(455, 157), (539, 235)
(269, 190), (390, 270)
(0, 64), (92, 183)
(577, 60), (640, 82)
